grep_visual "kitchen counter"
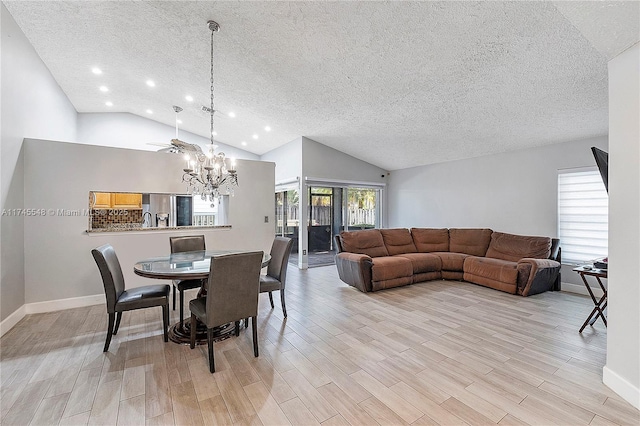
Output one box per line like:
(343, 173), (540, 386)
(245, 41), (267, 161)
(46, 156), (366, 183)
(86, 225), (232, 234)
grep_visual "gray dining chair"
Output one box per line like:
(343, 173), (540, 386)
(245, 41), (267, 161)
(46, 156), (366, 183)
(170, 235), (206, 327)
(92, 244), (170, 352)
(260, 237), (294, 318)
(189, 251), (263, 373)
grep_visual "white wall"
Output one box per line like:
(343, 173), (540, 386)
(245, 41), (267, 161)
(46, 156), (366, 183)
(388, 136), (609, 290)
(1, 4), (78, 322)
(77, 112), (259, 161)
(604, 42), (640, 409)
(22, 139), (274, 304)
(260, 137), (303, 184)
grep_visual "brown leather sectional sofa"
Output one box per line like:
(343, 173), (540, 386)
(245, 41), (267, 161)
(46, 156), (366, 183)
(334, 228), (561, 296)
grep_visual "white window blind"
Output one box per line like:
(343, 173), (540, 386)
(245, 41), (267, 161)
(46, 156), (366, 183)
(558, 169), (608, 264)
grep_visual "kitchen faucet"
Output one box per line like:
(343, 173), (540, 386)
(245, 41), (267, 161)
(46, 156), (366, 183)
(141, 211), (152, 227)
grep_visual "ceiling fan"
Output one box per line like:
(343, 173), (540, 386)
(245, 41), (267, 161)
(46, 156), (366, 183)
(146, 105), (206, 156)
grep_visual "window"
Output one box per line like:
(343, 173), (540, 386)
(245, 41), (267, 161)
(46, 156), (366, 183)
(558, 169), (608, 264)
(193, 195), (227, 226)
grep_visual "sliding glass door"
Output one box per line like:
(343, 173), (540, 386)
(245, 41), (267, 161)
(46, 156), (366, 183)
(275, 189), (299, 254)
(275, 183), (383, 268)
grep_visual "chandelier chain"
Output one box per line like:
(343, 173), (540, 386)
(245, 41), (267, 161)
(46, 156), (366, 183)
(210, 25), (215, 145)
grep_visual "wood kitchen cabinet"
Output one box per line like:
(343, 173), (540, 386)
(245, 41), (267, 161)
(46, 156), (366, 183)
(90, 192), (142, 209)
(111, 193), (142, 209)
(92, 192), (112, 209)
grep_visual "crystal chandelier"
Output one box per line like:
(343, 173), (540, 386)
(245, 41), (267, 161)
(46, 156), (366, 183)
(182, 20), (238, 202)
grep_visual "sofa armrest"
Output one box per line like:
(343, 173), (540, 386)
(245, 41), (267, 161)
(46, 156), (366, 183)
(517, 258), (561, 296)
(335, 252), (373, 292)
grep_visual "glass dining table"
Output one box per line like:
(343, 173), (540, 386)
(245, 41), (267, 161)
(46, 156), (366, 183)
(134, 250), (270, 345)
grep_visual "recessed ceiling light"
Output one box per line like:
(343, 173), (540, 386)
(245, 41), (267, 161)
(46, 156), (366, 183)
(241, 141), (247, 146)
(264, 126), (271, 132)
(185, 95), (193, 102)
(228, 112), (236, 118)
(177, 119), (182, 124)
(146, 80), (155, 87)
(105, 101), (113, 106)
(252, 134), (258, 140)
(99, 86), (108, 92)
(92, 67), (102, 75)
(146, 109), (153, 114)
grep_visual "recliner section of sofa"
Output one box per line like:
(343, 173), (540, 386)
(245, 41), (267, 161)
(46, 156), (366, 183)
(335, 228), (561, 296)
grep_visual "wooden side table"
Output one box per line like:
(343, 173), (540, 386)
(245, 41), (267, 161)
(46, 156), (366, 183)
(573, 266), (607, 332)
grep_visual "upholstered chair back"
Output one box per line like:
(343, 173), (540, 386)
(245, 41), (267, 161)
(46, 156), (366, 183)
(91, 244), (126, 314)
(170, 235), (206, 253)
(205, 252), (263, 327)
(267, 237), (294, 285)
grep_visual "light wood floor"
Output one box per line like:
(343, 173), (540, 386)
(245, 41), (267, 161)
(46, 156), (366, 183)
(1, 266), (638, 425)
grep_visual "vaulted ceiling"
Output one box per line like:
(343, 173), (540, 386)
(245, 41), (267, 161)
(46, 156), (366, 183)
(4, 1), (639, 170)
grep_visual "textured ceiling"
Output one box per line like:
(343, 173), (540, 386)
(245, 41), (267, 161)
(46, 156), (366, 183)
(4, 1), (639, 170)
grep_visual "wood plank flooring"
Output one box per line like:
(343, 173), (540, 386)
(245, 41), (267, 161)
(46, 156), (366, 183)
(1, 266), (638, 425)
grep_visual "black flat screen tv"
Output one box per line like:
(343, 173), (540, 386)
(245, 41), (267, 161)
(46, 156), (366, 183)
(591, 147), (609, 193)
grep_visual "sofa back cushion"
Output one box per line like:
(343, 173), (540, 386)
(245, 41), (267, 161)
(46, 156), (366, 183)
(486, 232), (552, 262)
(340, 230), (389, 258)
(380, 229), (417, 255)
(449, 228), (492, 256)
(411, 228), (449, 252)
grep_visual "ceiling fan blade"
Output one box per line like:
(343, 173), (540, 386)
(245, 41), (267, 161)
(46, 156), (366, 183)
(201, 105), (228, 118)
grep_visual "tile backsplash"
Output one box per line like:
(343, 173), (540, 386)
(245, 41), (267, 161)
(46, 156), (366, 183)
(91, 209), (143, 229)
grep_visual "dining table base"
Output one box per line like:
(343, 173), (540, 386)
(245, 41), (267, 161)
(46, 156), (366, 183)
(168, 320), (242, 345)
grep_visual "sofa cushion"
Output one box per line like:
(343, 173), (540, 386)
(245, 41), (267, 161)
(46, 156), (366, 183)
(371, 256), (413, 291)
(371, 256), (413, 282)
(380, 228), (417, 255)
(463, 256), (518, 294)
(394, 253), (441, 274)
(411, 228), (449, 252)
(340, 230), (389, 258)
(449, 228), (492, 256)
(432, 252), (469, 272)
(485, 232), (552, 262)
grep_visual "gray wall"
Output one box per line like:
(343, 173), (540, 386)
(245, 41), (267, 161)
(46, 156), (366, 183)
(388, 135), (609, 289)
(301, 137), (388, 185)
(23, 139), (275, 304)
(1, 5), (78, 321)
(605, 42), (639, 407)
(260, 137), (303, 183)
(77, 112), (259, 161)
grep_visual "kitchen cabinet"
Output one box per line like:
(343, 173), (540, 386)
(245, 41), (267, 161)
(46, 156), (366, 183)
(93, 192), (112, 209)
(112, 193), (142, 209)
(90, 192), (142, 209)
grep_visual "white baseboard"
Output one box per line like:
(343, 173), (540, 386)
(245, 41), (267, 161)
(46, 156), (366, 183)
(561, 282), (604, 298)
(24, 294), (104, 314)
(0, 305), (26, 337)
(0, 294), (104, 337)
(603, 366), (640, 410)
